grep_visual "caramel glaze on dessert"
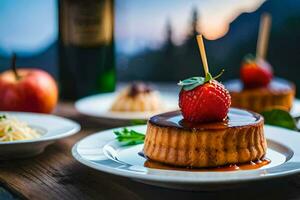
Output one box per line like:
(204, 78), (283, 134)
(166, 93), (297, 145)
(143, 108), (267, 168)
(225, 78), (295, 113)
(144, 158), (271, 171)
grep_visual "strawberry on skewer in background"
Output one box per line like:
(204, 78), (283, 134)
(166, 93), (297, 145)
(240, 13), (273, 89)
(225, 13), (295, 114)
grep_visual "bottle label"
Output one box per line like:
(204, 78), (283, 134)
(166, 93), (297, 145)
(60, 0), (113, 47)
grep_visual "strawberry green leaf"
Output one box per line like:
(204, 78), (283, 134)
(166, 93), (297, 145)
(178, 77), (205, 86)
(204, 72), (213, 82)
(213, 69), (225, 80)
(243, 54), (256, 64)
(178, 77), (205, 91)
(178, 69), (225, 91)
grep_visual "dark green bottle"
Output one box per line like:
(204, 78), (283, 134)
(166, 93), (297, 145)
(58, 0), (115, 100)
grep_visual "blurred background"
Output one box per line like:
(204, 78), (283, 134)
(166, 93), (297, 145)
(0, 0), (299, 97)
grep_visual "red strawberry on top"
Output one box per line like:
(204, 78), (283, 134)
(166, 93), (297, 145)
(178, 74), (231, 123)
(178, 35), (231, 123)
(240, 56), (273, 89)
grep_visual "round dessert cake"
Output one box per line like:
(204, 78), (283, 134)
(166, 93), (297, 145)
(143, 108), (266, 168)
(110, 82), (163, 112)
(225, 78), (295, 113)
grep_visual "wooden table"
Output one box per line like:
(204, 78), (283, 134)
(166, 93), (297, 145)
(1, 103), (300, 200)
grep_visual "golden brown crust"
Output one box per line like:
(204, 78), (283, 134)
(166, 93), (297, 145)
(143, 118), (266, 168)
(230, 86), (295, 113)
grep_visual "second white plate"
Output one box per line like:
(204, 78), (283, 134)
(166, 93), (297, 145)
(76, 91), (300, 121)
(291, 99), (300, 117)
(75, 92), (178, 120)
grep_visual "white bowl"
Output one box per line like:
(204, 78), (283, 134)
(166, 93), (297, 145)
(0, 111), (80, 159)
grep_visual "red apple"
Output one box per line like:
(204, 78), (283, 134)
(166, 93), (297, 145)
(0, 68), (58, 113)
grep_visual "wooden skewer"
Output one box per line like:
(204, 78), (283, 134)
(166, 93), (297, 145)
(256, 13), (272, 60)
(196, 34), (209, 75)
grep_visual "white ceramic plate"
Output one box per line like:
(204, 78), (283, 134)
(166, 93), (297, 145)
(72, 125), (300, 190)
(0, 111), (80, 159)
(291, 99), (300, 117)
(75, 92), (300, 121)
(75, 93), (178, 120)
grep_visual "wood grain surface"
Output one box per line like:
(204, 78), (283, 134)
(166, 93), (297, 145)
(0, 103), (300, 200)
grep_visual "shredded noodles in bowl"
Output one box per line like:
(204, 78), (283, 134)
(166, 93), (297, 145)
(0, 115), (40, 142)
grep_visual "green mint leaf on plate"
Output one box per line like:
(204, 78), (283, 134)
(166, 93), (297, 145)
(114, 128), (145, 146)
(130, 119), (147, 125)
(261, 109), (297, 130)
(178, 69), (224, 91)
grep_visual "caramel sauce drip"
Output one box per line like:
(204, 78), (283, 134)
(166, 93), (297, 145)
(144, 158), (271, 172)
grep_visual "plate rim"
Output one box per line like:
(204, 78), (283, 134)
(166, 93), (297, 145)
(0, 111), (81, 145)
(72, 124), (300, 184)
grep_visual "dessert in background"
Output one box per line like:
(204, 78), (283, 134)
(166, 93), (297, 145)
(225, 13), (295, 113)
(110, 82), (163, 112)
(226, 58), (295, 113)
(144, 35), (267, 168)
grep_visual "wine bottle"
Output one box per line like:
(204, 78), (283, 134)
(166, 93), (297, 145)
(58, 0), (115, 100)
